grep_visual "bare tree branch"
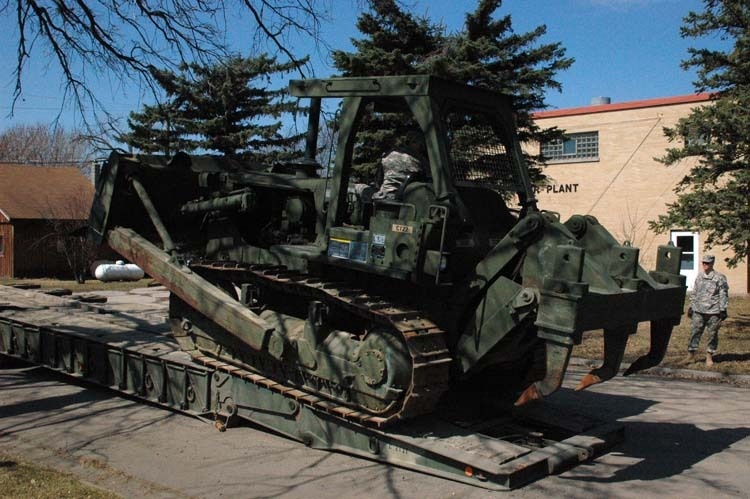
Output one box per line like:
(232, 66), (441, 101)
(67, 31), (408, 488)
(7, 0), (329, 127)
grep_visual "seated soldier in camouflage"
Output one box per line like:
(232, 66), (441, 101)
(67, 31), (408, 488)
(372, 131), (427, 200)
(685, 254), (729, 366)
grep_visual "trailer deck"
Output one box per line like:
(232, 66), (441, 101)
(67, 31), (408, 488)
(0, 284), (622, 490)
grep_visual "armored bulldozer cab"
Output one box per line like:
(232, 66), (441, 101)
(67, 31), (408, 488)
(287, 76), (533, 285)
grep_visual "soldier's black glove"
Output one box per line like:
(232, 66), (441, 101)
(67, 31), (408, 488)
(687, 307), (693, 318)
(719, 310), (728, 321)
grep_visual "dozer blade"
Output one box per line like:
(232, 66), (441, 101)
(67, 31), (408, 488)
(623, 318), (674, 376)
(576, 326), (631, 391)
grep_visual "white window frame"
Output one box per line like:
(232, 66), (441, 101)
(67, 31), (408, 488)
(541, 131), (599, 164)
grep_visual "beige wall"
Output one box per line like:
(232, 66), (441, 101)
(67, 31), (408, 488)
(530, 100), (747, 294)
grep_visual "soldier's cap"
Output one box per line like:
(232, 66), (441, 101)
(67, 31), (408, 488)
(702, 254), (715, 263)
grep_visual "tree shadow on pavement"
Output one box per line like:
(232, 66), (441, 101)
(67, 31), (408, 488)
(0, 367), (179, 444)
(713, 352), (750, 363)
(0, 389), (102, 420)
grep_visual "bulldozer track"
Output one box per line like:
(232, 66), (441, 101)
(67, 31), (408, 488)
(185, 261), (453, 426)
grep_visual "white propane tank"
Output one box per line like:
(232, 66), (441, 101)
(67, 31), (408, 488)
(95, 260), (145, 282)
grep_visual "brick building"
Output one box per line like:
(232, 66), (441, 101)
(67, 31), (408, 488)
(0, 165), (94, 278)
(530, 93), (746, 293)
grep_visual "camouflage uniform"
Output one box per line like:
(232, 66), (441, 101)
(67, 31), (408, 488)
(372, 151), (423, 200)
(688, 264), (729, 354)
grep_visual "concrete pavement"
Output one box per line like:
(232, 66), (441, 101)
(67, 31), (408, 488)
(2, 363), (749, 498)
(1, 286), (749, 498)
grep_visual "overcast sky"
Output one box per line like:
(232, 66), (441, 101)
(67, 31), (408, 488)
(0, 0), (726, 131)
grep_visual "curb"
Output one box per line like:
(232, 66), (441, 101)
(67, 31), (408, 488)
(569, 357), (750, 386)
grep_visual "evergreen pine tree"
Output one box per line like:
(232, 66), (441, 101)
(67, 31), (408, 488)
(122, 54), (308, 162)
(332, 0), (444, 77)
(119, 101), (191, 155)
(331, 0), (573, 181)
(331, 0), (445, 178)
(650, 0), (750, 267)
(424, 0), (573, 166)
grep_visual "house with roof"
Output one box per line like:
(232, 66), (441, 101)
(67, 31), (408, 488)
(529, 93), (747, 292)
(0, 164), (94, 278)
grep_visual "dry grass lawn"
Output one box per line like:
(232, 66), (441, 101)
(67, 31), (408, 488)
(0, 452), (118, 499)
(574, 295), (750, 375)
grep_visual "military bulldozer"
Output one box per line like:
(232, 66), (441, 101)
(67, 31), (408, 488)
(89, 75), (686, 426)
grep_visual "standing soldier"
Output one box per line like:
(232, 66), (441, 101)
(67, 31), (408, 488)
(686, 254), (729, 366)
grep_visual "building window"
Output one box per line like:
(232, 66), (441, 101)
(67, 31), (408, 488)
(0, 235), (3, 255)
(541, 131), (599, 163)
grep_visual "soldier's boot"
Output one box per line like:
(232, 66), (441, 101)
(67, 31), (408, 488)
(705, 352), (714, 367)
(681, 351), (696, 365)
